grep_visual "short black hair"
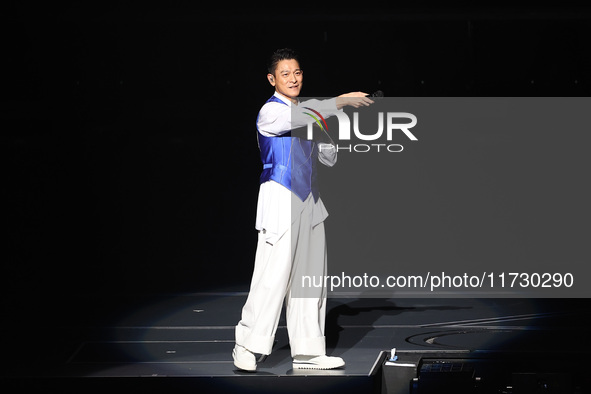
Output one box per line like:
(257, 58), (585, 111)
(267, 48), (301, 75)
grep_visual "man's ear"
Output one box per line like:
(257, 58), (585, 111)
(267, 73), (275, 86)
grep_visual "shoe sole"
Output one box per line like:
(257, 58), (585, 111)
(234, 360), (257, 372)
(292, 361), (345, 370)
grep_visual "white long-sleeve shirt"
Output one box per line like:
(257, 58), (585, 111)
(255, 92), (341, 245)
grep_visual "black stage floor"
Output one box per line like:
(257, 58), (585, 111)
(2, 292), (590, 393)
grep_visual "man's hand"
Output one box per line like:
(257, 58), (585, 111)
(336, 92), (374, 109)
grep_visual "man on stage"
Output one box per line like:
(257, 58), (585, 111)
(233, 48), (373, 371)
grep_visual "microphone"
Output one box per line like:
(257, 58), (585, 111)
(366, 90), (384, 99)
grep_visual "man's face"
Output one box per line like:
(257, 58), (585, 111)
(268, 59), (303, 102)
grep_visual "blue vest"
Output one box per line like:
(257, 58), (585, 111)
(257, 95), (319, 202)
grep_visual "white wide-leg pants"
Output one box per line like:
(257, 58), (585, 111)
(235, 194), (328, 357)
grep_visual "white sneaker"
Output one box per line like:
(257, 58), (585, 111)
(292, 355), (345, 370)
(232, 344), (257, 371)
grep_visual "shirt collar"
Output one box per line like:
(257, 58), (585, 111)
(274, 91), (299, 107)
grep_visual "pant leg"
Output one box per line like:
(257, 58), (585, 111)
(285, 197), (328, 357)
(235, 228), (292, 355)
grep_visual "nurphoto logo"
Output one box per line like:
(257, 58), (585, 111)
(304, 100), (418, 153)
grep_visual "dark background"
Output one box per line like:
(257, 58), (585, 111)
(5, 3), (591, 302)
